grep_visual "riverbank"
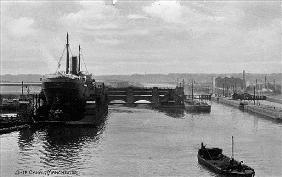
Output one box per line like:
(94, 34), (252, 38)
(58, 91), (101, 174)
(213, 97), (282, 120)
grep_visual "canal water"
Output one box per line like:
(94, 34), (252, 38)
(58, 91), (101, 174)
(1, 102), (281, 177)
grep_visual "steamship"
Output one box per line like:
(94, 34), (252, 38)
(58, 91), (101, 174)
(40, 33), (106, 121)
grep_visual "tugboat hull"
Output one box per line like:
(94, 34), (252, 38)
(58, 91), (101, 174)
(198, 146), (255, 177)
(184, 100), (211, 113)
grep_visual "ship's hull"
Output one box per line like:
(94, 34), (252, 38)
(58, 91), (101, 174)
(36, 34), (108, 123)
(42, 76), (87, 121)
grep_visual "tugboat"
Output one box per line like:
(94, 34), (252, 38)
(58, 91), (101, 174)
(185, 99), (211, 113)
(38, 33), (107, 122)
(198, 137), (255, 177)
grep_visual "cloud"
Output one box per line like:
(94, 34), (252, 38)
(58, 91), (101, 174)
(238, 1), (281, 29)
(7, 17), (36, 38)
(127, 14), (147, 20)
(60, 1), (122, 43)
(61, 1), (118, 29)
(1, 1), (281, 74)
(38, 44), (58, 73)
(143, 0), (182, 23)
(95, 38), (120, 45)
(60, 1), (149, 46)
(142, 1), (237, 35)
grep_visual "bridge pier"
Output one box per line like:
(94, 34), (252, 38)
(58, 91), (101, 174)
(152, 87), (160, 107)
(126, 87), (134, 106)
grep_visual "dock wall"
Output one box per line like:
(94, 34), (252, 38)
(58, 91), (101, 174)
(244, 104), (282, 120)
(266, 96), (282, 104)
(215, 97), (240, 107)
(213, 97), (282, 120)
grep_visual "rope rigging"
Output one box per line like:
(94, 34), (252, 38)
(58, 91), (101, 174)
(69, 46), (74, 57)
(56, 46), (66, 72)
(80, 52), (89, 74)
(70, 45), (88, 74)
(55, 41), (89, 74)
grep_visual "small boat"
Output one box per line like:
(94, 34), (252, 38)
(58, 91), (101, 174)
(184, 80), (211, 113)
(198, 138), (255, 177)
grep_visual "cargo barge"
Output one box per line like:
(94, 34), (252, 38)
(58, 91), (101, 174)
(198, 142), (255, 177)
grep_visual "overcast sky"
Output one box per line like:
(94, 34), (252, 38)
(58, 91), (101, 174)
(1, 0), (281, 75)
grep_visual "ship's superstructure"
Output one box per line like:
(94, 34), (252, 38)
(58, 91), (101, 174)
(40, 34), (106, 121)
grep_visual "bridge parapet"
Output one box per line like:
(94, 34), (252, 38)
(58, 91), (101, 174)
(107, 86), (184, 107)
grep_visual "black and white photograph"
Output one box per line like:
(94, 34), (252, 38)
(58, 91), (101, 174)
(0, 0), (281, 176)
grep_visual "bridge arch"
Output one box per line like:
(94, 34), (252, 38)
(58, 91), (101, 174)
(134, 100), (151, 104)
(108, 96), (127, 103)
(133, 96), (152, 103)
(107, 86), (185, 107)
(109, 99), (126, 104)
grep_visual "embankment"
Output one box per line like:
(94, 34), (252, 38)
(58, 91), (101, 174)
(213, 97), (282, 120)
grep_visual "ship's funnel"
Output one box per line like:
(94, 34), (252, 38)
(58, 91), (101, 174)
(71, 56), (78, 75)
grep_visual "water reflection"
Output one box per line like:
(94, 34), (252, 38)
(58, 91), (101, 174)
(18, 128), (36, 150)
(17, 114), (108, 170)
(157, 108), (185, 118)
(253, 117), (258, 132)
(42, 126), (103, 169)
(1, 103), (281, 176)
(185, 110), (211, 115)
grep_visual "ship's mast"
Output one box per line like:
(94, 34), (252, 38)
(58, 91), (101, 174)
(66, 33), (70, 74)
(78, 45), (81, 73)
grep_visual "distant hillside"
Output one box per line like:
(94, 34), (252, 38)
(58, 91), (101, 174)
(95, 73), (282, 85)
(0, 74), (43, 82)
(1, 73), (281, 85)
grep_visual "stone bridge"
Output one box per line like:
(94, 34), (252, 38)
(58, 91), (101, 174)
(106, 86), (185, 107)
